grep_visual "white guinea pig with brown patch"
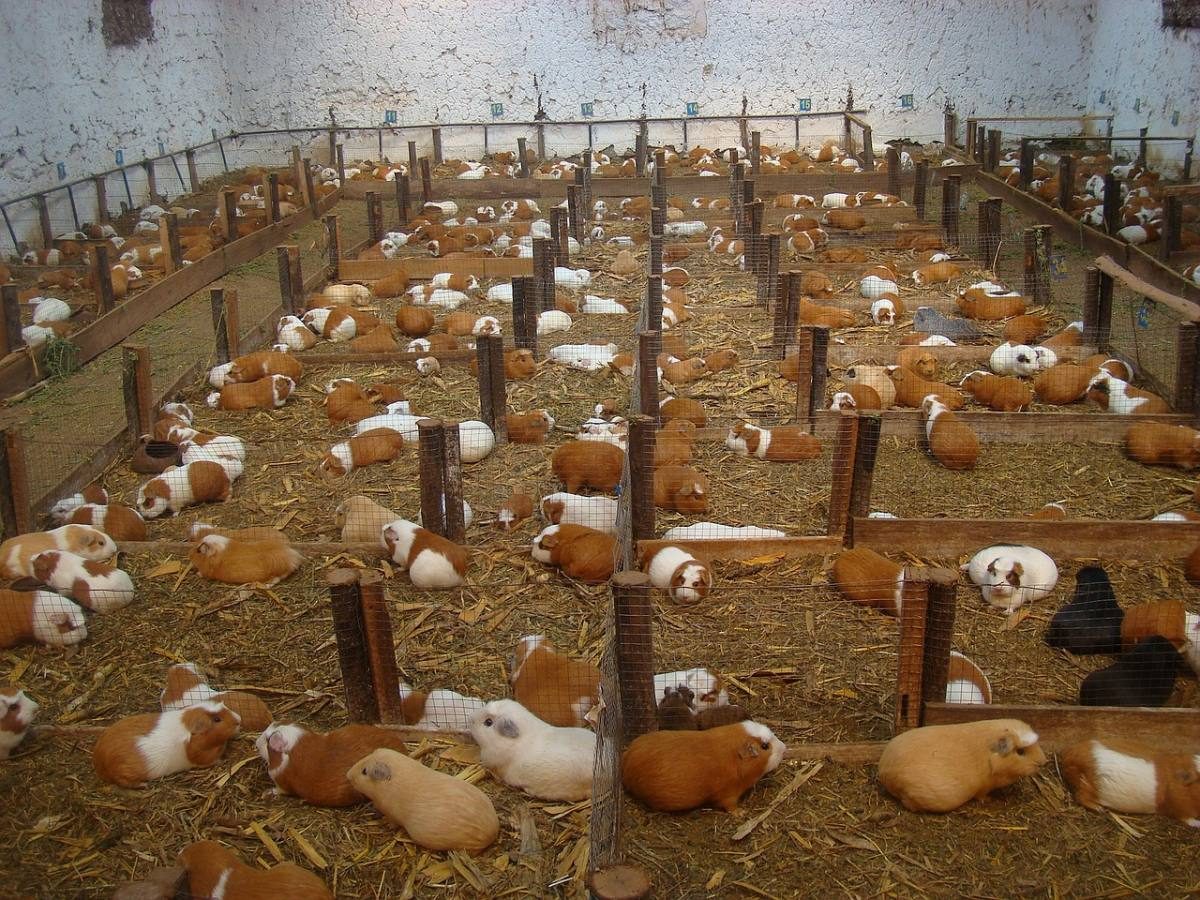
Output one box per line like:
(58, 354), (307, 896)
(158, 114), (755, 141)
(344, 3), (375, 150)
(320, 428), (405, 476)
(66, 503), (147, 541)
(1, 686), (39, 758)
(622, 721), (785, 813)
(255, 723), (409, 807)
(641, 544), (713, 603)
(397, 681), (486, 732)
(226, 350), (304, 384)
(160, 662), (274, 732)
(136, 460), (235, 519)
(470, 699), (595, 801)
(844, 364), (897, 408)
(1060, 738), (1200, 826)
(207, 374), (294, 410)
(92, 702), (241, 788)
(48, 484), (109, 524)
(965, 545), (1058, 611)
(0, 524), (116, 579)
(725, 422), (822, 462)
(189, 535), (303, 586)
(1086, 371), (1170, 414)
(382, 519), (468, 589)
(0, 590), (87, 649)
(877, 719), (1046, 813)
(347, 747), (500, 851)
(31, 551), (134, 612)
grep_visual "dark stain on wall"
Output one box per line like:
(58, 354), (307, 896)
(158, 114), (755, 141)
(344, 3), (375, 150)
(1163, 0), (1200, 28)
(102, 0), (155, 48)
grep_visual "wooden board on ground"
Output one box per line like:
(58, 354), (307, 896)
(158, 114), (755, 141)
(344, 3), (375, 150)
(339, 256), (533, 281)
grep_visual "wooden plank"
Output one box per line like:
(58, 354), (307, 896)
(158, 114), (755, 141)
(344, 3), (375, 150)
(782, 742), (883, 765)
(923, 703), (1200, 754)
(1093, 254), (1200, 321)
(635, 535), (842, 561)
(852, 517), (1200, 560)
(826, 343), (1096, 367)
(819, 408), (1185, 443)
(339, 256), (533, 281)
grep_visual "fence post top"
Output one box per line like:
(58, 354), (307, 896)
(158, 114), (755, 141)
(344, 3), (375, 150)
(904, 565), (959, 587)
(357, 568), (384, 587)
(326, 567), (360, 587)
(612, 570), (651, 587)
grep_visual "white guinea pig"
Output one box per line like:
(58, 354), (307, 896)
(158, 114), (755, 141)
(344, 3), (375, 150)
(965, 545), (1058, 611)
(989, 343), (1038, 377)
(469, 699), (595, 801)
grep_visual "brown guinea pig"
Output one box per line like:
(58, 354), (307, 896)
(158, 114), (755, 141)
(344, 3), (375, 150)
(207, 375), (293, 411)
(531, 523), (617, 584)
(93, 703), (241, 788)
(622, 721), (786, 813)
(923, 395), (979, 470)
(551, 441), (625, 493)
(1060, 738), (1200, 825)
(320, 428), (405, 476)
(1119, 600), (1197, 659)
(654, 420), (696, 468)
(395, 304), (435, 337)
(226, 350), (303, 384)
(505, 410), (554, 444)
(959, 371), (1034, 412)
(1002, 314), (1047, 345)
(657, 686), (699, 731)
(896, 346), (937, 380)
(1033, 364), (1093, 405)
(504, 348), (538, 380)
(659, 396), (706, 426)
(255, 722), (409, 807)
(189, 535), (303, 586)
(823, 209), (866, 230)
(830, 547), (905, 616)
(1125, 422), (1200, 469)
(497, 489), (534, 531)
(653, 465), (709, 513)
(510, 634), (600, 728)
(876, 719), (1046, 812)
(325, 379), (377, 425)
(351, 324), (399, 353)
(159, 662), (273, 732)
(798, 298), (855, 329)
(889, 368), (965, 409)
(912, 261), (962, 285)
(180, 840), (332, 900)
(662, 357), (708, 387)
(955, 290), (1027, 321)
(725, 422), (821, 462)
(703, 349), (739, 374)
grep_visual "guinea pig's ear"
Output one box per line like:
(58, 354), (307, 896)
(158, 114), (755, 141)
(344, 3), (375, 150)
(1173, 768), (1198, 786)
(268, 731), (290, 753)
(990, 735), (1015, 756)
(187, 713), (215, 735)
(737, 739), (762, 760)
(495, 716), (520, 740)
(366, 761), (391, 782)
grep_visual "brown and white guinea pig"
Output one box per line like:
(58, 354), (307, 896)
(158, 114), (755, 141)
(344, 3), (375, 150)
(703, 349), (740, 374)
(0, 524), (116, 579)
(1086, 371), (1170, 415)
(959, 371), (1034, 412)
(530, 523), (617, 583)
(876, 719), (1046, 813)
(510, 634), (600, 729)
(912, 261), (962, 285)
(830, 548), (905, 617)
(324, 379), (373, 426)
(47, 483), (110, 524)
(828, 383), (882, 412)
(945, 650), (993, 704)
(30, 551), (134, 612)
(823, 209), (867, 230)
(255, 722), (408, 806)
(1126, 422), (1200, 469)
(66, 503), (147, 541)
(179, 840), (332, 900)
(160, 662), (273, 732)
(923, 395), (979, 470)
(226, 350), (303, 384)
(137, 460), (236, 519)
(888, 368), (966, 410)
(207, 374), (294, 410)
(497, 490), (534, 531)
(622, 721), (786, 813)
(661, 357), (709, 387)
(654, 419), (696, 468)
(382, 519), (469, 589)
(505, 409), (555, 444)
(335, 495), (399, 543)
(1060, 738), (1200, 826)
(1, 686), (38, 758)
(896, 346), (937, 380)
(1033, 364), (1094, 405)
(844, 364), (897, 409)
(955, 289), (1027, 321)
(1119, 599), (1199, 673)
(641, 544), (713, 604)
(660, 396), (706, 426)
(551, 440), (624, 493)
(653, 465), (710, 513)
(0, 590), (87, 649)
(497, 348), (536, 380)
(189, 535), (303, 586)
(1082, 354), (1135, 381)
(725, 422), (821, 462)
(92, 702), (241, 788)
(320, 428), (405, 476)
(1028, 501), (1067, 520)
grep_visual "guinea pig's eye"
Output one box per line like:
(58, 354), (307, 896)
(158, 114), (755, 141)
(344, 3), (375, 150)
(484, 718), (494, 727)
(761, 741), (769, 750)
(211, 714), (222, 723)
(1016, 747), (1026, 756)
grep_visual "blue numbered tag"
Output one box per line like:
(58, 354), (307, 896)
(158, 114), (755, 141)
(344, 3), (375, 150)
(581, 102), (594, 118)
(685, 102), (699, 117)
(1136, 300), (1152, 330)
(798, 98), (812, 112)
(900, 94), (914, 109)
(384, 110), (398, 124)
(491, 102), (504, 118)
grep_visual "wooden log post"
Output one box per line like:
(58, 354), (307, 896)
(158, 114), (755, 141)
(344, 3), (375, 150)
(1137, 126), (1149, 170)
(91, 243), (115, 314)
(365, 192), (383, 245)
(747, 200), (765, 273)
(1081, 266), (1103, 347)
(158, 213), (182, 276)
(894, 575), (932, 732)
(218, 188), (238, 243)
(1173, 322), (1200, 420)
(912, 160), (929, 219)
(532, 238), (555, 313)
(324, 215), (342, 282)
(357, 570), (403, 724)
(566, 185), (584, 243)
(826, 413), (861, 536)
(517, 138), (530, 178)
(395, 173), (410, 227)
(810, 325), (830, 413)
(550, 206), (569, 265)
(627, 415), (656, 543)
(783, 269), (801, 351)
(35, 194), (52, 249)
(944, 108), (958, 148)
(986, 129), (1001, 173)
(943, 176), (961, 246)
(276, 245), (302, 317)
(420, 158), (433, 205)
(121, 344), (154, 444)
(0, 428), (31, 537)
(772, 271), (793, 357)
(407, 141), (419, 179)
(637, 331), (660, 420)
(431, 128), (443, 166)
(978, 197), (1002, 269)
(327, 569), (380, 723)
(1161, 195), (1183, 262)
(1, 286), (22, 355)
(861, 125), (875, 171)
(975, 125), (986, 166)
(440, 420), (466, 544)
(336, 143), (346, 185)
(756, 233), (780, 308)
(1096, 269), (1114, 346)
(1018, 140), (1035, 191)
(612, 571), (657, 743)
(918, 571), (960, 717)
(93, 175), (110, 223)
(1058, 155), (1076, 211)
(511, 276), (537, 355)
(265, 173), (280, 224)
(142, 158), (159, 203)
(475, 334), (508, 443)
(741, 180), (755, 239)
(1036, 225), (1053, 305)
(750, 130), (761, 175)
(885, 147), (901, 198)
(1103, 173), (1121, 237)
(792, 327), (815, 423)
(650, 205), (666, 239)
(580, 149), (593, 211)
(417, 419), (447, 537)
(648, 234), (663, 277)
(730, 164), (744, 233)
(845, 413), (882, 546)
(635, 126), (648, 176)
(209, 288), (240, 363)
(185, 149), (200, 193)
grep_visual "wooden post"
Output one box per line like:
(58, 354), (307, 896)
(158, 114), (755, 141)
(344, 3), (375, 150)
(627, 416), (656, 543)
(747, 200), (764, 271)
(357, 571), (403, 724)
(1161, 196), (1183, 262)
(648, 234), (663, 278)
(142, 159), (159, 202)
(1184, 140), (1194, 182)
(0, 429), (32, 537)
(1096, 270), (1114, 346)
(1081, 266), (1102, 347)
(975, 125), (986, 166)
(184, 149), (200, 193)
(612, 571), (657, 743)
(1023, 227), (1039, 299)
(475, 334), (508, 443)
(441, 420), (466, 544)
(944, 108), (958, 148)
(302, 160), (317, 216)
(792, 327), (815, 423)
(1102, 174), (1120, 237)
(783, 269), (801, 352)
(290, 146), (306, 205)
(861, 126), (875, 170)
(218, 189), (238, 243)
(757, 233), (780, 308)
(750, 130), (761, 175)
(121, 344), (154, 443)
(1018, 140), (1034, 191)
(336, 143), (346, 184)
(845, 413), (882, 546)
(1174, 322), (1200, 419)
(826, 413), (860, 536)
(919, 571), (959, 715)
(810, 325), (829, 414)
(885, 147), (900, 197)
(532, 238), (555, 313)
(327, 569), (379, 723)
(420, 158), (432, 204)
(978, 197), (1001, 268)
(395, 172), (410, 227)
(894, 575), (931, 732)
(430, 127), (443, 165)
(943, 176), (961, 246)
(635, 126), (648, 176)
(407, 141), (419, 179)
(277, 245), (302, 316)
(324, 215), (341, 281)
(366, 192), (383, 244)
(580, 149), (593, 212)
(417, 419), (447, 537)
(1, 286), (21, 355)
(91, 243), (115, 314)
(964, 118), (976, 156)
(650, 205), (665, 238)
(985, 130), (1001, 173)
(1058, 155), (1076, 211)
(772, 272), (792, 357)
(34, 194), (52, 248)
(210, 288), (240, 363)
(912, 160), (928, 219)
(637, 331), (660, 419)
(266, 173), (280, 224)
(157, 213), (181, 276)
(517, 138), (530, 178)
(1137, 127), (1149, 169)
(93, 175), (109, 223)
(550, 207), (569, 265)
(567, 185), (584, 243)
(646, 277), (664, 334)
(511, 276), (537, 354)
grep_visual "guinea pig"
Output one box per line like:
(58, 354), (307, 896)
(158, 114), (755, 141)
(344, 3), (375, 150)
(1045, 565), (1124, 655)
(726, 422), (821, 462)
(531, 523), (617, 583)
(206, 374), (294, 410)
(181, 435), (246, 467)
(93, 702), (241, 788)
(641, 544), (713, 603)
(179, 840), (332, 900)
(945, 651), (993, 704)
(959, 371), (1033, 412)
(965, 544), (1058, 611)
(923, 395), (979, 470)
(662, 357), (709, 387)
(351, 324), (399, 352)
(509, 634), (600, 729)
(47, 483), (109, 524)
(889, 368), (965, 409)
(381, 519), (468, 589)
(551, 440), (625, 493)
(798, 298), (855, 329)
(1120, 600), (1199, 673)
(877, 719), (1045, 812)
(302, 306), (357, 341)
(622, 721), (785, 813)
(1087, 371), (1170, 414)
(828, 384), (882, 412)
(1002, 314), (1046, 345)
(896, 346), (937, 379)
(160, 662), (273, 732)
(1125, 422), (1200, 469)
(1078, 636), (1182, 707)
(348, 747), (500, 851)
(469, 699), (595, 801)
(137, 461), (235, 519)
(188, 523), (287, 543)
(255, 722), (409, 806)
(1033, 363), (1093, 405)
(823, 208), (866, 230)
(226, 350), (303, 384)
(913, 261), (962, 285)
(0, 524), (116, 579)
(989, 343), (1039, 377)
(320, 428), (405, 476)
(654, 419), (696, 467)
(844, 364), (897, 409)
(30, 551), (134, 612)
(335, 496), (400, 543)
(397, 680), (486, 732)
(278, 314), (319, 351)
(0, 590), (87, 649)
(325, 380), (377, 425)
(956, 289), (1027, 320)
(505, 409), (555, 444)
(190, 535), (303, 586)
(660, 396), (706, 426)
(830, 548), (905, 616)
(395, 305), (435, 337)
(502, 348), (538, 380)
(497, 489), (535, 531)
(657, 685), (699, 730)
(0, 686), (38, 758)
(64, 503), (146, 542)
(540, 493), (619, 533)
(1060, 738), (1200, 826)
(653, 465), (709, 513)
(703, 349), (739, 374)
